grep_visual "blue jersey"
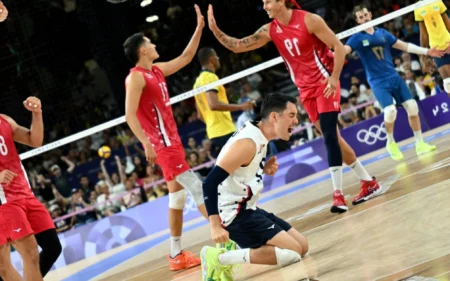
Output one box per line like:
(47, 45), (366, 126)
(346, 28), (398, 85)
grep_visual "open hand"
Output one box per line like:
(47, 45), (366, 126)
(322, 76), (339, 98)
(207, 4), (219, 33)
(194, 4), (204, 30)
(144, 143), (157, 165)
(427, 46), (445, 58)
(0, 170), (17, 185)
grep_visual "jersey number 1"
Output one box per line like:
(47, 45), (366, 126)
(284, 38), (301, 57)
(159, 82), (169, 101)
(0, 135), (9, 156)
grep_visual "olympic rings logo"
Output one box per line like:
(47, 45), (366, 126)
(183, 195), (197, 216)
(356, 122), (387, 145)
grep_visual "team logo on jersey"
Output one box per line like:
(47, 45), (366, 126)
(258, 144), (266, 154)
(362, 39), (370, 46)
(145, 73), (153, 79)
(421, 10), (426, 16)
(381, 37), (386, 43)
(433, 5), (439, 11)
(293, 24), (300, 29)
(276, 25), (283, 33)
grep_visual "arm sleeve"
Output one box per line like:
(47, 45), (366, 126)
(202, 165), (230, 216)
(414, 9), (424, 21)
(198, 73), (220, 93)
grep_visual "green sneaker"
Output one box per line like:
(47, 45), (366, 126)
(386, 142), (404, 161)
(201, 246), (232, 281)
(216, 240), (237, 252)
(416, 141), (437, 156)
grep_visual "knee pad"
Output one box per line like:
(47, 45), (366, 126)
(444, 78), (450, 93)
(176, 170), (204, 206)
(169, 189), (187, 210)
(402, 99), (419, 116)
(383, 105), (397, 123)
(275, 247), (301, 267)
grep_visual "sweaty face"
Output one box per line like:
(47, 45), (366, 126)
(273, 102), (298, 141)
(355, 8), (372, 25)
(263, 0), (284, 19)
(141, 37), (159, 61)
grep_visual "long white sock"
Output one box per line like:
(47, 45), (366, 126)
(170, 236), (182, 258)
(387, 132), (395, 144)
(349, 159), (372, 181)
(218, 249), (251, 265)
(413, 130), (423, 143)
(329, 166), (343, 192)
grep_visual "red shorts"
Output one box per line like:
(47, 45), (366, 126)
(0, 197), (55, 245)
(156, 145), (190, 181)
(300, 82), (341, 123)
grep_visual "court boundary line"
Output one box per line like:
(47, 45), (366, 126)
(69, 128), (449, 281)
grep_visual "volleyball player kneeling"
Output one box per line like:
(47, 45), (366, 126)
(201, 93), (308, 281)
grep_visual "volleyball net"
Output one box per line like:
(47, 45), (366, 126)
(17, 0), (437, 224)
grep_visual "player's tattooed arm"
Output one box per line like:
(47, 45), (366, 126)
(208, 4), (270, 53)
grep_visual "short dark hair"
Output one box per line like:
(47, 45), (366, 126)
(123, 33), (146, 65)
(260, 92), (297, 120)
(353, 5), (369, 20)
(197, 47), (215, 65)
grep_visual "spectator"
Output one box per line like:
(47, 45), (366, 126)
(51, 156), (75, 198)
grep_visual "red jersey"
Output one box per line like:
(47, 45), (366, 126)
(0, 115), (33, 204)
(270, 10), (334, 98)
(129, 66), (182, 152)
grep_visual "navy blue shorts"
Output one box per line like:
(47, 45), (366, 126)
(370, 75), (413, 108)
(434, 53), (450, 69)
(225, 208), (292, 249)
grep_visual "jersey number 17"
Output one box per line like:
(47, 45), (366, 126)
(284, 38), (301, 57)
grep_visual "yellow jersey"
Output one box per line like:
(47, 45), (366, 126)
(415, 0), (450, 50)
(193, 70), (236, 139)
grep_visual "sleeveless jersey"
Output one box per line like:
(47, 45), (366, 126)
(0, 115), (33, 204)
(216, 121), (268, 227)
(270, 10), (334, 98)
(128, 66), (182, 152)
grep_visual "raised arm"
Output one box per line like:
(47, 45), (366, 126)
(125, 71), (156, 164)
(154, 5), (204, 77)
(115, 155), (127, 184)
(208, 4), (271, 53)
(0, 97), (44, 148)
(100, 159), (114, 187)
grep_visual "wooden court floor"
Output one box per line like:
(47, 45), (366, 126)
(47, 125), (450, 281)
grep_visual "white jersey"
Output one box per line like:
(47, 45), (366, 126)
(217, 121), (269, 227)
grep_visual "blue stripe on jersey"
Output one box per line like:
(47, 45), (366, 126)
(346, 28), (398, 85)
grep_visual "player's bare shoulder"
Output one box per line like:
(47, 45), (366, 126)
(126, 71), (145, 87)
(0, 114), (17, 131)
(303, 12), (325, 33)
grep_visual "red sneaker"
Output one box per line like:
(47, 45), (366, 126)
(330, 190), (348, 213)
(167, 251), (201, 271)
(352, 177), (382, 205)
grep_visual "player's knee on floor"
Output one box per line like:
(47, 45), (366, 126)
(274, 247), (301, 267)
(168, 189), (187, 210)
(383, 105), (397, 123)
(175, 170), (204, 206)
(402, 99), (419, 116)
(444, 78), (450, 93)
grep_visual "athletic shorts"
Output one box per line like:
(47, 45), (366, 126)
(0, 197), (55, 246)
(300, 82), (341, 123)
(156, 144), (190, 182)
(370, 75), (413, 109)
(225, 208), (292, 249)
(434, 53), (450, 69)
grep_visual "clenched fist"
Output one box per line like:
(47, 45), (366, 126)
(23, 96), (42, 113)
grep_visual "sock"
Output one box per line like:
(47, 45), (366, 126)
(387, 132), (395, 144)
(218, 249), (251, 265)
(349, 159), (372, 181)
(170, 236), (182, 258)
(329, 166), (343, 192)
(413, 130), (423, 143)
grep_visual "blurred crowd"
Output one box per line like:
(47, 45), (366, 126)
(1, 0), (447, 233)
